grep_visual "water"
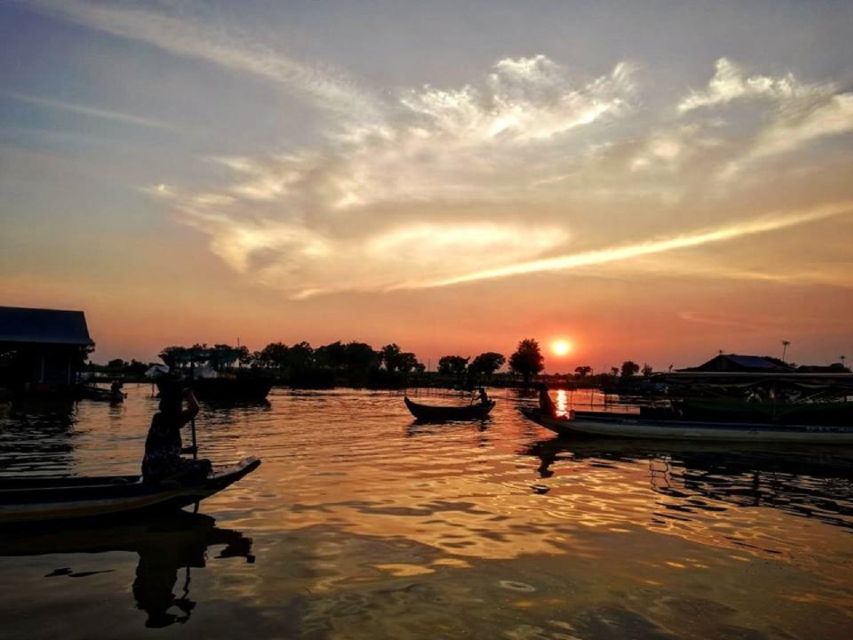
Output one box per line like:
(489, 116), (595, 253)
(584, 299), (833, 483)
(0, 386), (851, 639)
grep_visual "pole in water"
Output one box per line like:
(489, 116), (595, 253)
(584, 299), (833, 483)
(190, 362), (198, 460)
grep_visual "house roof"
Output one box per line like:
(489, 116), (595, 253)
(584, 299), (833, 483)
(678, 353), (794, 373)
(723, 355), (788, 370)
(0, 306), (94, 346)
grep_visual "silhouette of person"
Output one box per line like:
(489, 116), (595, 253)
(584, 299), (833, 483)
(537, 383), (557, 418)
(477, 387), (489, 404)
(142, 387), (211, 483)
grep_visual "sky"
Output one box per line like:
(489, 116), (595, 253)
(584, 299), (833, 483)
(1, 0), (852, 371)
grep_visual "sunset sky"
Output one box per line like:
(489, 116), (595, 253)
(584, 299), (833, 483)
(1, 1), (852, 371)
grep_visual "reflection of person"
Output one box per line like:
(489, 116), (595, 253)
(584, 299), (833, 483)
(142, 388), (211, 484)
(537, 383), (557, 418)
(132, 514), (254, 628)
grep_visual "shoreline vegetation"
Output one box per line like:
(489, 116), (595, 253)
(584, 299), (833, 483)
(84, 339), (638, 391)
(82, 341), (849, 394)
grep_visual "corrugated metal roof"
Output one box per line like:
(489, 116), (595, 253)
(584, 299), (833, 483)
(725, 355), (786, 369)
(679, 354), (794, 373)
(0, 306), (94, 346)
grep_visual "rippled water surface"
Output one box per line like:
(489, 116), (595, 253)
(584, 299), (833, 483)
(1, 386), (851, 639)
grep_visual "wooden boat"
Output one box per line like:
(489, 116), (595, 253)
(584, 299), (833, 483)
(405, 396), (495, 421)
(0, 457), (261, 524)
(157, 378), (272, 403)
(520, 407), (853, 444)
(74, 385), (126, 403)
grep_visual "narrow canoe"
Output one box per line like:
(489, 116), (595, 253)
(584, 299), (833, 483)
(520, 407), (853, 444)
(75, 385), (126, 403)
(405, 396), (495, 421)
(0, 457), (261, 524)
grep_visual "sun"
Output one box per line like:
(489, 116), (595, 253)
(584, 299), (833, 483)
(551, 339), (573, 357)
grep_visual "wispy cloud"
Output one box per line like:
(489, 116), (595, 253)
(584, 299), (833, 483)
(678, 58), (806, 113)
(154, 55), (635, 297)
(678, 58), (853, 178)
(4, 91), (177, 131)
(411, 203), (853, 289)
(125, 52), (853, 299)
(26, 0), (381, 121)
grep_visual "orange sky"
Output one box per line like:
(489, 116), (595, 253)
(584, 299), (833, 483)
(1, 2), (851, 370)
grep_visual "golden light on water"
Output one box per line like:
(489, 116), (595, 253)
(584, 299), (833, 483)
(551, 339), (573, 357)
(555, 388), (569, 417)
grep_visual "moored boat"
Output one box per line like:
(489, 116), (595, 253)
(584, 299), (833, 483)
(405, 396), (495, 421)
(75, 384), (126, 403)
(0, 457), (261, 524)
(156, 378), (272, 403)
(520, 407), (853, 444)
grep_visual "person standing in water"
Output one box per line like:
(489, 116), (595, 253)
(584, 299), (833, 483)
(143, 387), (211, 484)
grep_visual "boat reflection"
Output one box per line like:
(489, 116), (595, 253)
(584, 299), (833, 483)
(0, 511), (253, 628)
(524, 437), (853, 530)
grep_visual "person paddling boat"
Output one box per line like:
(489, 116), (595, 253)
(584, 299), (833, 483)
(143, 387), (211, 484)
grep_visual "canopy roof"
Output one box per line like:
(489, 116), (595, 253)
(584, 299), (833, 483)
(0, 306), (94, 346)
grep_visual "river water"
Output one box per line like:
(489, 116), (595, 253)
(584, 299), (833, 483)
(0, 386), (851, 639)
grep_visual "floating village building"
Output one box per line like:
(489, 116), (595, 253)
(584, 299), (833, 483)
(679, 353), (849, 374)
(679, 354), (793, 373)
(0, 306), (94, 392)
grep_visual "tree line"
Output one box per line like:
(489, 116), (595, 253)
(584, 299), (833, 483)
(90, 338), (656, 389)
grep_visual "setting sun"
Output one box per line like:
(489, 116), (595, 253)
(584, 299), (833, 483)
(551, 339), (573, 357)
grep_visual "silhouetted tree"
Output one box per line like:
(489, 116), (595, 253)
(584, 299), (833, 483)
(641, 363), (653, 377)
(470, 352), (505, 378)
(159, 346), (190, 369)
(509, 338), (544, 386)
(396, 352), (423, 375)
(315, 341), (347, 369)
(343, 342), (379, 372)
(438, 355), (469, 378)
(574, 365), (592, 377)
(620, 360), (640, 378)
(209, 344), (245, 371)
(379, 344), (402, 372)
(287, 342), (314, 369)
(107, 358), (126, 369)
(257, 342), (289, 368)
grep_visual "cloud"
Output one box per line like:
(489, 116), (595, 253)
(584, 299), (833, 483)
(26, 0), (381, 120)
(4, 91), (177, 131)
(400, 56), (634, 143)
(677, 58), (853, 177)
(411, 202), (853, 289)
(156, 55), (635, 297)
(125, 51), (853, 299)
(678, 58), (806, 112)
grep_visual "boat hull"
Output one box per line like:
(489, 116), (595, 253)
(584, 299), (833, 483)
(0, 457), (261, 524)
(520, 408), (853, 444)
(157, 378), (272, 403)
(405, 397), (495, 421)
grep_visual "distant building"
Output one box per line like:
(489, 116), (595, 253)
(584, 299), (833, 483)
(679, 354), (794, 373)
(0, 306), (94, 390)
(796, 363), (851, 373)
